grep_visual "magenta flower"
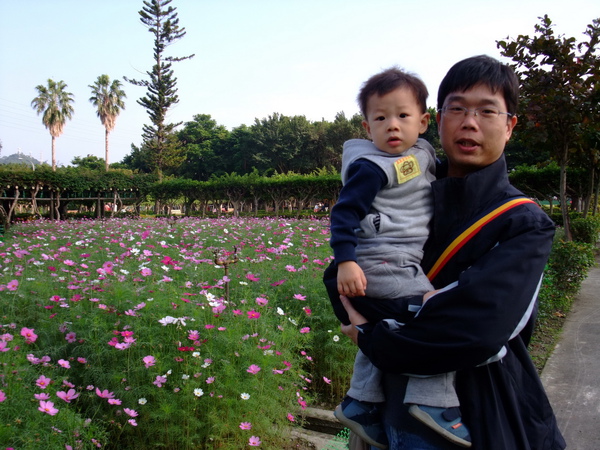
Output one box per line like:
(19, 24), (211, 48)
(247, 310), (261, 320)
(65, 332), (77, 343)
(0, 390), (6, 402)
(38, 400), (59, 416)
(323, 377), (332, 384)
(239, 421), (252, 430)
(21, 327), (38, 344)
(287, 413), (295, 422)
(140, 268), (152, 277)
(293, 294), (306, 301)
(36, 375), (51, 389)
(56, 389), (79, 403)
(246, 364), (261, 375)
(248, 436), (262, 446)
(246, 273), (260, 282)
(143, 355), (156, 368)
(95, 388), (115, 399)
(299, 327), (310, 334)
(108, 398), (122, 405)
(7, 279), (19, 291)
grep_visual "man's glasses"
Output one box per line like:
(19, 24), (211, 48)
(438, 105), (514, 120)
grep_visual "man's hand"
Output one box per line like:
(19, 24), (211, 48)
(340, 295), (368, 345)
(337, 261), (367, 297)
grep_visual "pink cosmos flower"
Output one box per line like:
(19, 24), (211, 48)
(21, 327), (38, 344)
(287, 413), (295, 422)
(128, 419), (138, 426)
(108, 398), (122, 405)
(285, 265), (297, 272)
(0, 390), (6, 402)
(58, 359), (71, 368)
(38, 400), (59, 416)
(95, 388), (115, 399)
(247, 364), (261, 375)
(140, 268), (152, 277)
(36, 375), (51, 389)
(56, 389), (79, 403)
(247, 310), (261, 319)
(188, 330), (200, 341)
(65, 332), (77, 343)
(143, 355), (156, 368)
(77, 357), (87, 364)
(255, 297), (268, 306)
(323, 377), (332, 384)
(239, 422), (252, 430)
(7, 279), (19, 291)
(293, 294), (306, 301)
(299, 327), (310, 334)
(35, 393), (50, 400)
(246, 273), (260, 282)
(153, 375), (167, 387)
(248, 436), (262, 446)
(0, 341), (10, 352)
(124, 408), (138, 417)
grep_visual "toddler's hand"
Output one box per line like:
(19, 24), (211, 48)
(337, 261), (367, 297)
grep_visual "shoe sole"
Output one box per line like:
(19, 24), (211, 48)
(408, 405), (472, 448)
(334, 404), (388, 449)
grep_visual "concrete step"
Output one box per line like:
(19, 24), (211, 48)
(300, 407), (349, 449)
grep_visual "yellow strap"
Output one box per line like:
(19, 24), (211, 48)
(427, 198), (536, 281)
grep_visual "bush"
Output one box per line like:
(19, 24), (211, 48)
(538, 239), (596, 316)
(571, 216), (600, 244)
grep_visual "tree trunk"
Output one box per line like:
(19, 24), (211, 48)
(105, 128), (110, 171)
(51, 135), (57, 171)
(559, 159), (572, 241)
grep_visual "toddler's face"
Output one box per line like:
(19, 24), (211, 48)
(362, 87), (429, 155)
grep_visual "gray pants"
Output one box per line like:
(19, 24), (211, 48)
(347, 247), (459, 408)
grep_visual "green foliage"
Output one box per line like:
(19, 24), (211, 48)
(540, 239), (596, 314)
(570, 215), (600, 244)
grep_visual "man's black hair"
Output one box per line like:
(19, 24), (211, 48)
(437, 55), (519, 115)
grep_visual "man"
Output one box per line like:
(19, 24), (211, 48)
(340, 55), (566, 449)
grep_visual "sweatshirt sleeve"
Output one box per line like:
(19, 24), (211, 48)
(329, 159), (387, 263)
(357, 205), (555, 375)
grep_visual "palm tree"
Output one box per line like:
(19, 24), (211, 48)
(31, 79), (75, 171)
(89, 75), (127, 171)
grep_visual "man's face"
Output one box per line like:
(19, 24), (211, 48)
(436, 84), (518, 177)
(362, 87), (429, 155)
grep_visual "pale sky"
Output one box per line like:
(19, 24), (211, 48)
(0, 0), (596, 167)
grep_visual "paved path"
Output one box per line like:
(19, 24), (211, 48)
(541, 252), (600, 449)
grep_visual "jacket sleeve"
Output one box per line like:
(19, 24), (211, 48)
(330, 160), (387, 263)
(357, 205), (555, 375)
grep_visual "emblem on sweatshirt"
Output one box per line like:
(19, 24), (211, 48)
(394, 154), (421, 183)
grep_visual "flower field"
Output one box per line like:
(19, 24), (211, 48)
(0, 217), (356, 449)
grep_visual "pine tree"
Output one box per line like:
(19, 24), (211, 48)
(125, 0), (194, 181)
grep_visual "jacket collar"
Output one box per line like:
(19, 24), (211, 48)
(431, 155), (514, 230)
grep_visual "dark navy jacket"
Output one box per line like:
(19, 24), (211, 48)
(357, 156), (566, 449)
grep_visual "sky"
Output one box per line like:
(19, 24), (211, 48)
(0, 0), (596, 167)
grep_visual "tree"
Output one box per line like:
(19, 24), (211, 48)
(498, 15), (600, 240)
(31, 79), (74, 171)
(125, 0), (194, 181)
(89, 75), (127, 171)
(176, 114), (230, 180)
(71, 155), (105, 171)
